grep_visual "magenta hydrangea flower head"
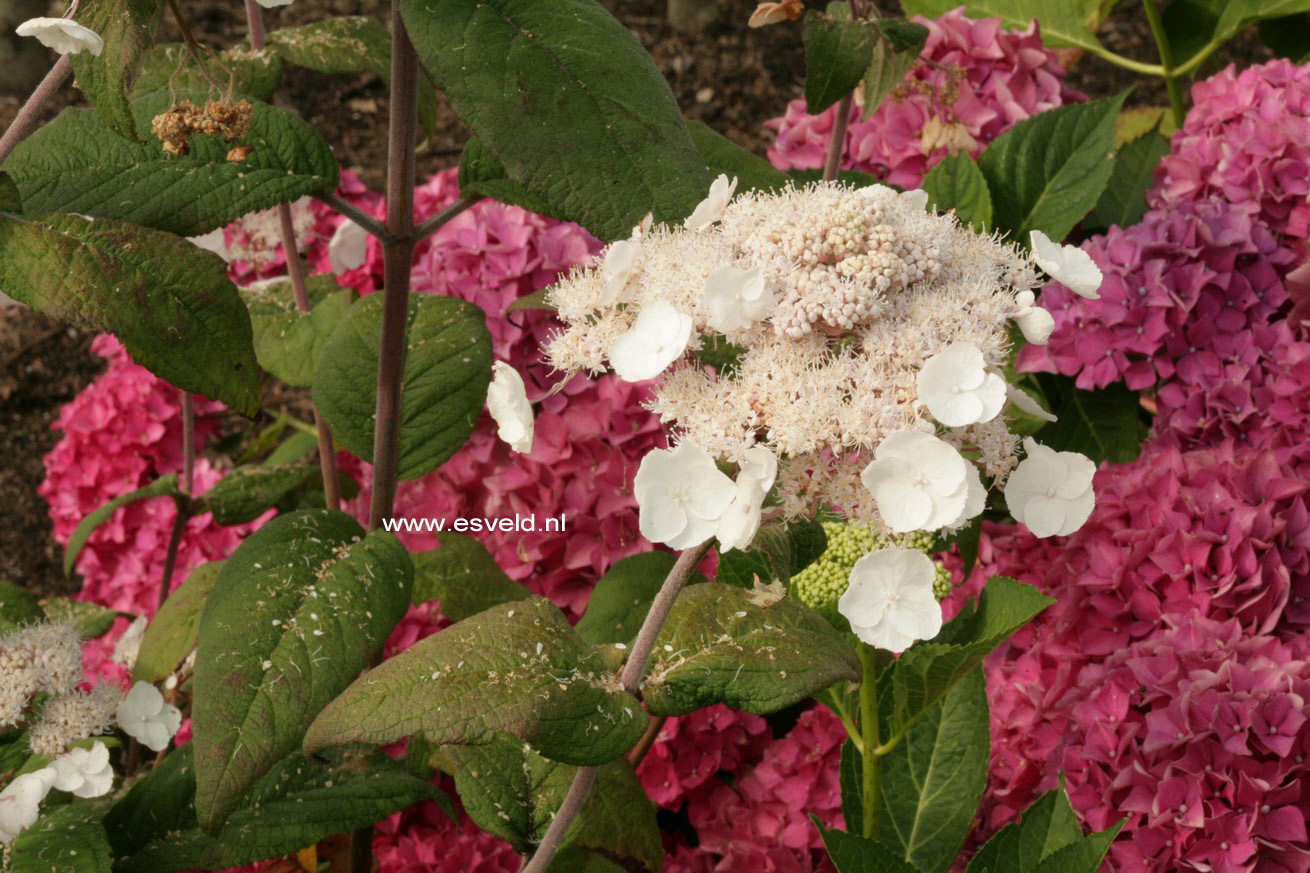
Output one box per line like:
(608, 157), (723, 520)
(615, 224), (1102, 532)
(636, 704), (771, 810)
(767, 8), (1080, 188)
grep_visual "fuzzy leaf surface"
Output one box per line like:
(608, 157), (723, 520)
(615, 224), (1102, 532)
(409, 532), (533, 621)
(132, 44), (284, 101)
(192, 509), (414, 831)
(804, 11), (877, 113)
(134, 561), (223, 684)
(687, 121), (791, 194)
(199, 464), (322, 526)
(642, 582), (859, 717)
(245, 275), (351, 388)
(304, 596), (646, 765)
(399, 0), (710, 241)
(70, 0), (164, 141)
(9, 800), (113, 873)
(575, 552), (688, 646)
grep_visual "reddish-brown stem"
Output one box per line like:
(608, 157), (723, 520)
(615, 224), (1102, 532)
(0, 56), (70, 166)
(626, 715), (667, 767)
(314, 192), (394, 244)
(157, 391), (195, 612)
(413, 196), (481, 243)
(521, 541), (713, 873)
(822, 92), (854, 183)
(244, 0), (266, 48)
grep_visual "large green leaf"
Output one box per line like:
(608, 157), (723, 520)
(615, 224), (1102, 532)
(70, 0), (164, 142)
(813, 819), (922, 873)
(1036, 376), (1145, 464)
(457, 137), (557, 216)
(192, 509), (414, 831)
(642, 582), (859, 717)
(1212, 0), (1310, 48)
(4, 93), (339, 237)
(575, 552), (691, 646)
(9, 799), (113, 873)
(447, 735), (661, 870)
(132, 44), (284, 101)
(244, 275), (352, 389)
(879, 668), (989, 873)
(304, 596), (646, 765)
(409, 532), (533, 621)
(134, 561), (222, 684)
(966, 780), (1084, 873)
(313, 292), (493, 481)
(860, 40), (917, 121)
(879, 577), (1051, 742)
(114, 746), (436, 872)
(922, 152), (992, 231)
(198, 464), (322, 526)
(1089, 129), (1169, 230)
(105, 744), (199, 860)
(1030, 822), (1124, 873)
(717, 518), (828, 588)
(399, 0), (710, 242)
(63, 475), (180, 575)
(1259, 13), (1310, 62)
(900, 0), (1105, 52)
(687, 121), (792, 194)
(804, 11), (878, 114)
(0, 213), (262, 415)
(977, 93), (1126, 241)
(0, 580), (45, 633)
(0, 172), (20, 213)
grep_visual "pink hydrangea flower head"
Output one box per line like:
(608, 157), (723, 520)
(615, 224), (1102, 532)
(637, 704), (771, 810)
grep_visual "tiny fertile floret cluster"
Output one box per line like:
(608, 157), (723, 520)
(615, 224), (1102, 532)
(546, 177), (1102, 652)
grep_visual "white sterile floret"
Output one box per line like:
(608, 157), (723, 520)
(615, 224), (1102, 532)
(1005, 437), (1096, 537)
(1007, 384), (1057, 422)
(838, 548), (943, 652)
(188, 228), (230, 262)
(716, 446), (778, 551)
(112, 615), (148, 669)
(116, 682), (181, 752)
(608, 300), (692, 382)
(15, 18), (104, 56)
(684, 174), (738, 231)
(600, 238), (641, 306)
(328, 220), (369, 275)
(861, 431), (969, 533)
(916, 342), (1006, 426)
(945, 462), (987, 530)
(50, 741), (113, 799)
(1029, 231), (1102, 299)
(1012, 289), (1055, 345)
(703, 264), (775, 333)
(0, 767), (56, 844)
(900, 189), (930, 211)
(634, 442), (737, 549)
(486, 361), (534, 453)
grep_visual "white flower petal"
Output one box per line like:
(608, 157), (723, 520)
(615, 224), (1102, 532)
(51, 743), (114, 799)
(1006, 439), (1097, 538)
(1006, 384), (1057, 422)
(838, 549), (942, 652)
(1029, 230), (1102, 299)
(116, 682), (181, 752)
(917, 342), (1006, 426)
(608, 301), (692, 382)
(486, 361), (534, 453)
(188, 228), (230, 262)
(738, 446), (778, 493)
(15, 18), (103, 56)
(684, 174), (738, 231)
(862, 432), (969, 533)
(1014, 303), (1055, 345)
(900, 189), (930, 211)
(256, 0), (295, 7)
(634, 442), (736, 549)
(0, 767), (57, 844)
(328, 220), (369, 275)
(600, 238), (641, 305)
(703, 264), (774, 333)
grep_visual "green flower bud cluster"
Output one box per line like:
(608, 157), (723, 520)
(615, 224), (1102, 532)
(792, 521), (952, 613)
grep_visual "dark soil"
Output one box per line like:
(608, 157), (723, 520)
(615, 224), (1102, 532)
(0, 0), (1274, 600)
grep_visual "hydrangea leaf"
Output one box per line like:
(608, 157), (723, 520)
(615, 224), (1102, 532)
(966, 778), (1084, 873)
(1088, 128), (1170, 231)
(192, 509), (414, 832)
(1258, 13), (1310, 63)
(813, 818), (922, 873)
(104, 743), (199, 860)
(113, 745), (436, 872)
(42, 597), (121, 639)
(69, 0), (164, 142)
(3, 93), (339, 237)
(303, 596), (646, 766)
(804, 11), (878, 114)
(446, 734), (661, 869)
(264, 16), (440, 138)
(245, 275), (352, 389)
(0, 580), (45, 633)
(717, 518), (828, 589)
(198, 465), (326, 526)
(575, 552), (706, 646)
(839, 738), (863, 834)
(399, 0), (710, 242)
(63, 475), (180, 575)
(0, 213), (262, 414)
(458, 137), (556, 218)
(0, 172), (20, 213)
(899, 0), (1105, 52)
(879, 577), (1052, 742)
(977, 92), (1127, 241)
(134, 561), (223, 684)
(1035, 375), (1145, 464)
(1212, 1), (1310, 51)
(641, 582), (860, 717)
(878, 667), (989, 873)
(922, 152), (993, 232)
(312, 292), (493, 482)
(687, 121), (792, 194)
(9, 799), (114, 873)
(860, 39), (918, 121)
(132, 44), (284, 101)
(409, 532), (533, 621)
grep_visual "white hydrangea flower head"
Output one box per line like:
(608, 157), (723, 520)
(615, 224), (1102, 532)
(1012, 289), (1055, 345)
(50, 741), (113, 799)
(916, 342), (1006, 426)
(607, 300), (693, 382)
(860, 432), (970, 533)
(838, 548), (943, 652)
(546, 181), (1047, 532)
(116, 682), (181, 753)
(684, 174), (738, 231)
(634, 441), (737, 550)
(0, 621), (86, 727)
(703, 264), (776, 334)
(716, 446), (778, 552)
(1029, 231), (1102, 299)
(28, 684), (122, 759)
(485, 361), (534, 453)
(15, 18), (103, 56)
(1007, 384), (1056, 422)
(1005, 437), (1096, 537)
(112, 615), (148, 669)
(0, 767), (57, 844)
(328, 219), (369, 275)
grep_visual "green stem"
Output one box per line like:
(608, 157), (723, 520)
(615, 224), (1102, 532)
(1172, 37), (1224, 78)
(1080, 41), (1167, 76)
(858, 644), (881, 841)
(1142, 0), (1187, 128)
